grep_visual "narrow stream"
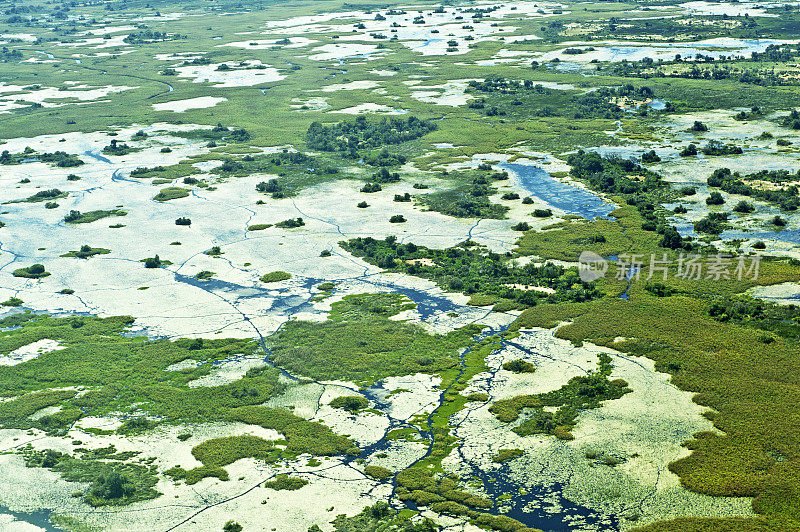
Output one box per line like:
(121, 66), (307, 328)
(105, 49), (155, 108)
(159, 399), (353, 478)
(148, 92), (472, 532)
(168, 268), (618, 530)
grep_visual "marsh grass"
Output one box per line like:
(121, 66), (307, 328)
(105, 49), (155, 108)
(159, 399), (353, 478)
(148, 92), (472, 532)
(152, 187), (190, 202)
(268, 293), (481, 383)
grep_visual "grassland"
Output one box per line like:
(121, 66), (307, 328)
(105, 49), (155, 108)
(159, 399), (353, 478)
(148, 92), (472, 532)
(268, 293), (483, 384)
(2, 0), (800, 529)
(0, 315), (283, 426)
(511, 211), (800, 529)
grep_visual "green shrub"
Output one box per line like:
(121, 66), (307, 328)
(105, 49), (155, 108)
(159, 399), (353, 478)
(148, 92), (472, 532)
(329, 395), (369, 412)
(13, 264), (50, 279)
(61, 246), (110, 259)
(223, 521), (243, 532)
(117, 417), (156, 435)
(225, 406), (360, 457)
(268, 293), (480, 383)
(492, 449), (524, 463)
(260, 271), (291, 283)
(1, 297), (23, 307)
(706, 192), (725, 205)
(275, 217), (304, 228)
(501, 359), (536, 373)
(192, 435), (277, 467)
(364, 465), (393, 480)
(465, 392), (489, 402)
(64, 209), (126, 224)
(263, 474), (308, 491)
(165, 465), (228, 485)
(153, 187), (190, 202)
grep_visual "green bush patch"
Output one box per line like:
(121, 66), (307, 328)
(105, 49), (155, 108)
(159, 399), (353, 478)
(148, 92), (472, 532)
(64, 209), (126, 224)
(60, 245), (110, 259)
(268, 293), (482, 383)
(259, 271), (291, 283)
(12, 264), (50, 279)
(263, 474), (308, 491)
(152, 187), (190, 202)
(329, 395), (369, 413)
(491, 449), (524, 463)
(501, 359), (536, 373)
(364, 465), (393, 480)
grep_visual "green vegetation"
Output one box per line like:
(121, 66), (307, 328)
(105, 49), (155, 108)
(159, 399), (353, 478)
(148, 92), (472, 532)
(465, 392), (489, 402)
(694, 213), (730, 235)
(61, 245), (110, 259)
(341, 237), (599, 309)
(491, 449), (524, 463)
(465, 78), (653, 122)
(223, 521), (243, 532)
(4, 1), (800, 528)
(707, 297), (800, 341)
(23, 447), (159, 507)
(153, 187), (190, 202)
(247, 224), (272, 231)
(1, 297), (23, 307)
(329, 395), (369, 413)
(565, 151), (685, 248)
(516, 205), (688, 262)
(165, 465), (229, 485)
(259, 271), (291, 283)
(268, 293), (481, 383)
(64, 209), (126, 224)
(364, 465), (393, 481)
(12, 264), (50, 279)
(0, 315), (285, 428)
(509, 214), (800, 528)
(130, 163), (199, 181)
(6, 189), (67, 204)
(275, 217), (305, 228)
(306, 116), (437, 157)
(0, 150), (83, 168)
(490, 354), (631, 440)
(102, 140), (137, 156)
(501, 359), (536, 373)
(224, 406), (360, 457)
(706, 191), (725, 206)
(324, 502), (438, 532)
(166, 435), (279, 484)
(702, 142), (743, 156)
(708, 168), (799, 211)
(143, 255), (164, 268)
(396, 468), (494, 517)
(0, 389), (78, 434)
(263, 474), (308, 491)
(117, 417), (157, 435)
(416, 169), (510, 219)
